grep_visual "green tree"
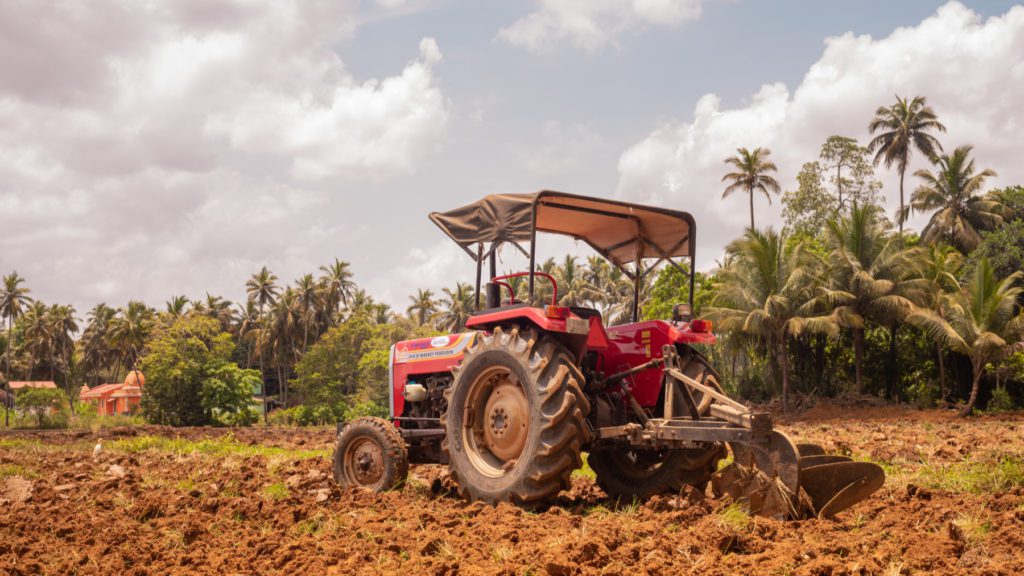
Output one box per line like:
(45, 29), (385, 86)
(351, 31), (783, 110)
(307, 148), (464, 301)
(867, 94), (946, 235)
(722, 147), (781, 230)
(319, 259), (356, 322)
(910, 244), (963, 401)
(643, 263), (713, 321)
(824, 206), (918, 393)
(1, 272), (32, 425)
(437, 282), (476, 332)
(16, 387), (65, 428)
(707, 228), (836, 412)
(246, 266), (278, 422)
(911, 145), (1001, 253)
(908, 258), (1024, 416)
(820, 136), (883, 212)
(140, 315), (259, 426)
(407, 289), (437, 326)
(782, 162), (834, 237)
(962, 219), (1024, 286)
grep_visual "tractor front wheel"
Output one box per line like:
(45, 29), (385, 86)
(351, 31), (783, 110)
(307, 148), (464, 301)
(333, 417), (409, 492)
(441, 326), (590, 506)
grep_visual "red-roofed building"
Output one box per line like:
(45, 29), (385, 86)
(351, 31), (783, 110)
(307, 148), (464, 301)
(80, 371), (145, 416)
(9, 381), (58, 390)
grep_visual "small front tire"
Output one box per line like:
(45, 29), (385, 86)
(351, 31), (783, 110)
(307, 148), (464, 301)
(333, 417), (409, 491)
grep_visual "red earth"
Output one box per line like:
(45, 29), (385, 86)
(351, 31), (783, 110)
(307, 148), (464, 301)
(1, 405), (1022, 575)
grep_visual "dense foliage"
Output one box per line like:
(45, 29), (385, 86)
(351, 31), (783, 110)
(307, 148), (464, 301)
(140, 315), (259, 426)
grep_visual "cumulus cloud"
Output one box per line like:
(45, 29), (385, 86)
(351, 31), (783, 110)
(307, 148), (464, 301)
(617, 1), (1024, 268)
(0, 0), (447, 310)
(498, 0), (702, 53)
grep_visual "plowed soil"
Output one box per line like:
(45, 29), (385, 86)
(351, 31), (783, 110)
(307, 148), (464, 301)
(1, 406), (1023, 575)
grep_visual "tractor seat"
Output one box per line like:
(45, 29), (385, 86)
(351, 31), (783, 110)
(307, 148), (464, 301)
(569, 307), (601, 321)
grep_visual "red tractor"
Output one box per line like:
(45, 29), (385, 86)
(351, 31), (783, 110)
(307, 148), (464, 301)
(333, 191), (883, 518)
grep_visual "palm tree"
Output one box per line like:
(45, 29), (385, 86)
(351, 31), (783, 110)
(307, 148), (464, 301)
(910, 145), (1001, 253)
(246, 266), (278, 421)
(908, 258), (1024, 416)
(909, 244), (962, 402)
(165, 295), (189, 317)
(867, 95), (946, 235)
(81, 304), (116, 386)
(48, 304), (78, 411)
(1, 272), (31, 426)
(294, 273), (322, 352)
(407, 289), (437, 326)
(823, 206), (919, 393)
(235, 300), (261, 369)
(21, 302), (50, 381)
(203, 293), (234, 333)
(722, 147), (781, 230)
(706, 228), (836, 412)
(554, 255), (590, 307)
(437, 283), (476, 332)
(109, 301), (154, 380)
(268, 288), (301, 406)
(319, 259), (356, 323)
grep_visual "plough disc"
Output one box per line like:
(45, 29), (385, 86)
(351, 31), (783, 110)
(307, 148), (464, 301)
(713, 434), (885, 519)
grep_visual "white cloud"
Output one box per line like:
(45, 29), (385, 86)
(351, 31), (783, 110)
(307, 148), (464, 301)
(498, 0), (702, 53)
(0, 0), (448, 311)
(617, 1), (1024, 268)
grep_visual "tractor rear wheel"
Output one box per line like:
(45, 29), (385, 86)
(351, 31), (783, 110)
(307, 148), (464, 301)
(333, 417), (409, 492)
(441, 326), (590, 506)
(680, 351), (724, 415)
(589, 444), (724, 501)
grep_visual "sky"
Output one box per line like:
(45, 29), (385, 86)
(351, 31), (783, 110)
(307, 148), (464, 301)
(2, 0), (1023, 316)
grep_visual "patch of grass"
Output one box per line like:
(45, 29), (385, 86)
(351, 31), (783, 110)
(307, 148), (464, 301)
(292, 512), (326, 536)
(954, 513), (992, 547)
(175, 477), (197, 493)
(0, 463), (39, 479)
(716, 502), (751, 532)
(489, 544), (514, 563)
(263, 482), (289, 501)
(918, 456), (1024, 494)
(0, 439), (36, 450)
(110, 435), (328, 460)
(572, 452), (596, 480)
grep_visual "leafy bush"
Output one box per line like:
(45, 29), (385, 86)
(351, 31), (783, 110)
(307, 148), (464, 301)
(989, 388), (1015, 412)
(141, 315), (260, 426)
(15, 388), (68, 428)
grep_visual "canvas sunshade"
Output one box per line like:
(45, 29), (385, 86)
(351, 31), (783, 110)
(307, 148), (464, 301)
(429, 191), (694, 269)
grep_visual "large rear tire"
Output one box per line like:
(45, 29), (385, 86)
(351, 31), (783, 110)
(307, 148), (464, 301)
(441, 326), (590, 506)
(680, 350), (724, 415)
(589, 444), (724, 500)
(333, 417), (409, 491)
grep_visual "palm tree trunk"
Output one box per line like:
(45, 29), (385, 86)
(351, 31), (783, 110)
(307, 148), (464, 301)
(854, 328), (865, 393)
(5, 315), (11, 427)
(936, 342), (946, 403)
(748, 187), (755, 230)
(961, 360), (983, 417)
(897, 168), (905, 237)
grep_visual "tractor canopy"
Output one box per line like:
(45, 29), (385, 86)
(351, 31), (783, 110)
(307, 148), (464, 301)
(429, 191), (697, 320)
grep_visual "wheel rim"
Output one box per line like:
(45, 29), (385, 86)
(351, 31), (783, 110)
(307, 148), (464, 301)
(462, 365), (530, 478)
(343, 437), (385, 487)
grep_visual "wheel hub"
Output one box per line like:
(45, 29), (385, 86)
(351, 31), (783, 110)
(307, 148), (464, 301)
(483, 380), (529, 461)
(346, 439), (384, 486)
